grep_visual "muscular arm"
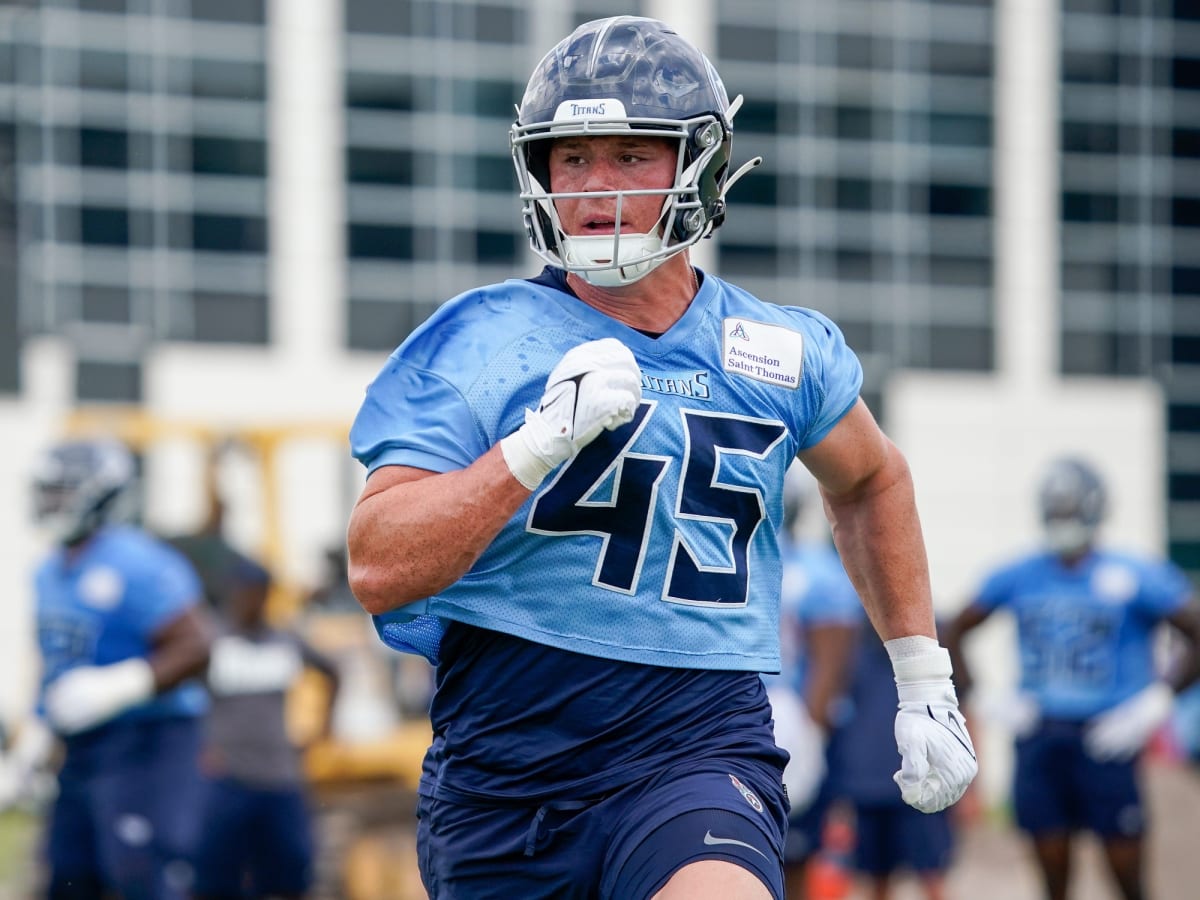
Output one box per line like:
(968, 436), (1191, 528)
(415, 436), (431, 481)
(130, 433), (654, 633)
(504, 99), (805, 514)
(148, 605), (213, 691)
(799, 399), (935, 642)
(346, 444), (532, 615)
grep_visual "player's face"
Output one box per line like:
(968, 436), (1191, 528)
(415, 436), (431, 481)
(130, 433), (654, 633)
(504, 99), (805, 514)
(547, 135), (678, 237)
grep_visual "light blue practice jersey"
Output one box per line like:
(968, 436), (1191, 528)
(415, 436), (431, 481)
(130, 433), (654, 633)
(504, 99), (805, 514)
(974, 549), (1191, 719)
(351, 267), (863, 672)
(768, 537), (864, 694)
(34, 525), (208, 724)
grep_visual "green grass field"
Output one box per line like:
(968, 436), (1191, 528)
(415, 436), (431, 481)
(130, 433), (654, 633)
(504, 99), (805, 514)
(0, 810), (36, 891)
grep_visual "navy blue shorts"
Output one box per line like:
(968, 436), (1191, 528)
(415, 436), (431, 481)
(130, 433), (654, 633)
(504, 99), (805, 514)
(46, 717), (205, 900)
(417, 760), (787, 899)
(851, 802), (953, 875)
(191, 777), (316, 897)
(1013, 719), (1144, 838)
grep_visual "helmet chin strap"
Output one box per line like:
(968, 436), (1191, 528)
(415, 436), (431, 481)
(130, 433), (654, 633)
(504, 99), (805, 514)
(555, 188), (676, 287)
(560, 233), (665, 286)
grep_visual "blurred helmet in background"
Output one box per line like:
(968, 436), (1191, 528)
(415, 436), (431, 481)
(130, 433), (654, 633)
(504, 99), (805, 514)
(32, 438), (137, 546)
(512, 15), (757, 286)
(1038, 456), (1106, 557)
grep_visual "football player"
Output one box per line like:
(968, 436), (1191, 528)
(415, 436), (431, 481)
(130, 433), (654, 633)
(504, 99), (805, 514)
(763, 463), (863, 898)
(944, 457), (1200, 900)
(830, 624), (959, 900)
(347, 16), (976, 899)
(192, 556), (340, 900)
(25, 438), (212, 899)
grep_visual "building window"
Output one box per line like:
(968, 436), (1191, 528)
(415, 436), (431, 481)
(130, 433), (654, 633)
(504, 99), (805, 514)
(79, 49), (128, 91)
(192, 291), (268, 343)
(347, 148), (414, 186)
(191, 59), (265, 100)
(929, 324), (993, 371)
(191, 214), (268, 253)
(188, 0), (265, 25)
(80, 207), (130, 246)
(81, 285), (132, 323)
(346, 0), (413, 35)
(191, 137), (267, 178)
(1062, 191), (1120, 223)
(346, 71), (415, 111)
(926, 183), (991, 217)
(76, 359), (141, 403)
(348, 223), (414, 260)
(347, 298), (440, 351)
(80, 128), (128, 168)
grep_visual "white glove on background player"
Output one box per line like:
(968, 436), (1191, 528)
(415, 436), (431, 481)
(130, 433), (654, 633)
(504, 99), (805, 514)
(44, 658), (156, 736)
(500, 338), (642, 490)
(887, 635), (978, 814)
(767, 685), (827, 814)
(0, 717), (54, 810)
(1083, 681), (1174, 762)
(976, 687), (1042, 739)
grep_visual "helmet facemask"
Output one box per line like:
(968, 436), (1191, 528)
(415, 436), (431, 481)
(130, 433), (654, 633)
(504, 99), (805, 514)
(513, 113), (736, 286)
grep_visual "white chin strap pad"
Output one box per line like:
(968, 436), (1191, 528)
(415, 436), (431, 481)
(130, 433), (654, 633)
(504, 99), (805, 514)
(560, 233), (665, 286)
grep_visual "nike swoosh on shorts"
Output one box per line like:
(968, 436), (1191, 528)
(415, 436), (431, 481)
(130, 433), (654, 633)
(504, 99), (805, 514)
(703, 830), (768, 860)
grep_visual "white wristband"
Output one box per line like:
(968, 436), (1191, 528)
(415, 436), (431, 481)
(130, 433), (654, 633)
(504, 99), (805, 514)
(500, 429), (553, 491)
(885, 636), (957, 706)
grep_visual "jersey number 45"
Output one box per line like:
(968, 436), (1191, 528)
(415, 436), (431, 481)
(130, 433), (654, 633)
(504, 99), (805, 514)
(528, 400), (788, 606)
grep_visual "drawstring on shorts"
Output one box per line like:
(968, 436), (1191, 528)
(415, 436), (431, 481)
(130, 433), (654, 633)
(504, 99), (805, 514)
(524, 799), (589, 857)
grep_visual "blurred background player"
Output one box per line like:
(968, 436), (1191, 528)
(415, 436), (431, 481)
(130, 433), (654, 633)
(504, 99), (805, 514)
(1170, 681), (1200, 770)
(944, 456), (1200, 900)
(828, 625), (956, 900)
(764, 463), (862, 899)
(24, 437), (213, 899)
(163, 448), (247, 617)
(193, 556), (341, 900)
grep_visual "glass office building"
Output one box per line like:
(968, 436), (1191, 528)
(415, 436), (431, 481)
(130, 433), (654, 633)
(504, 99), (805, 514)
(6, 0), (270, 402)
(1057, 0), (1200, 573)
(3, 0), (1198, 577)
(708, 0), (996, 409)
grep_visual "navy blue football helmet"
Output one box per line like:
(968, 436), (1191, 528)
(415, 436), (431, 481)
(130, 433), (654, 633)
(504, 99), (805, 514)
(1038, 457), (1106, 556)
(511, 16), (760, 286)
(32, 438), (137, 545)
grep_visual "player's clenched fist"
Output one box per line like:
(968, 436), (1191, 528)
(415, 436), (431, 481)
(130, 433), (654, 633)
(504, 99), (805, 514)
(501, 338), (642, 490)
(887, 636), (978, 814)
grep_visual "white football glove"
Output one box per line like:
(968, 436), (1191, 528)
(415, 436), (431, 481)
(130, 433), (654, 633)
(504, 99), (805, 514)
(887, 636), (978, 814)
(500, 338), (642, 490)
(0, 717), (54, 810)
(1083, 681), (1174, 763)
(977, 688), (1042, 740)
(767, 685), (827, 814)
(44, 658), (156, 736)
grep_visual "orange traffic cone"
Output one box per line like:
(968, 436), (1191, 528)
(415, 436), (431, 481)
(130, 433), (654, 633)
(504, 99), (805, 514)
(805, 813), (855, 900)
